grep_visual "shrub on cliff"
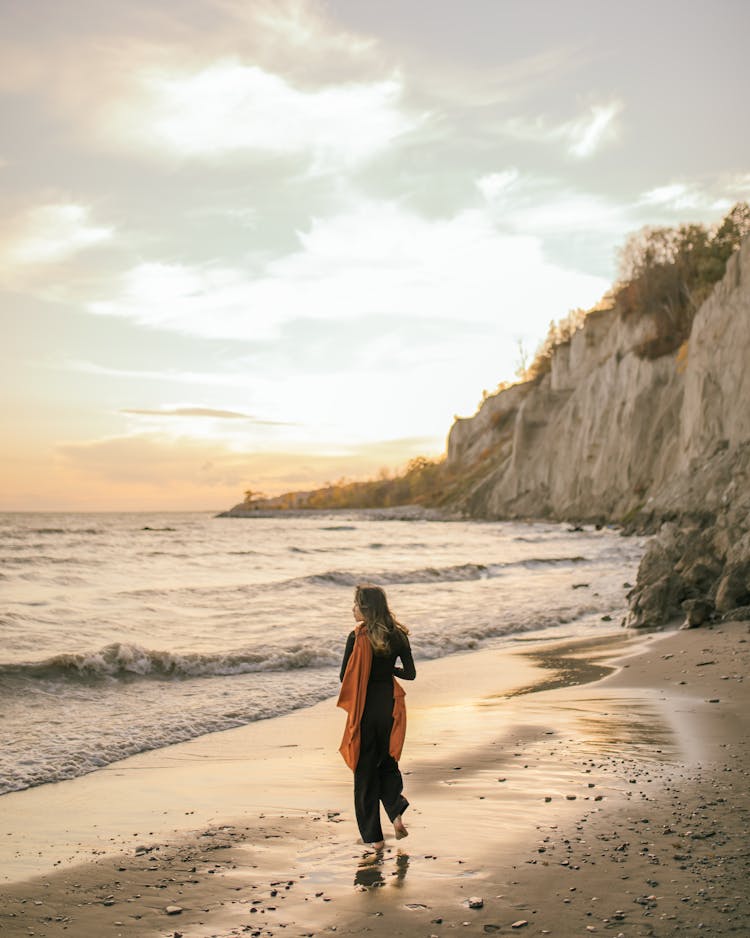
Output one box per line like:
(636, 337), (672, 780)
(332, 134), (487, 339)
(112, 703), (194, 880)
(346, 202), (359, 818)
(615, 202), (750, 358)
(517, 307), (588, 382)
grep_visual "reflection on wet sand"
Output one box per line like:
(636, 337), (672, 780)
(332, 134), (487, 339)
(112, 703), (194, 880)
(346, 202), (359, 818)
(354, 850), (409, 889)
(497, 637), (631, 699)
(565, 697), (676, 757)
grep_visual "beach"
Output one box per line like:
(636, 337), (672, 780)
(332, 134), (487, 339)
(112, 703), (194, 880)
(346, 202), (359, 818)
(1, 619), (748, 938)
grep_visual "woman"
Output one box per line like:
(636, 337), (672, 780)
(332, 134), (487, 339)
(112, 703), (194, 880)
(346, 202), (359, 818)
(337, 584), (416, 849)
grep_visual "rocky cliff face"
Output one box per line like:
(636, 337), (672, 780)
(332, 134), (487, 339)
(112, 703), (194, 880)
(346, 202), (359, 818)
(446, 236), (750, 627)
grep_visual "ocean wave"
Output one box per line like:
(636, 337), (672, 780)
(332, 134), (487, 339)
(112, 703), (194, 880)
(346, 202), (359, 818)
(0, 642), (340, 684)
(17, 527), (105, 536)
(0, 673), (339, 796)
(0, 554), (104, 567)
(289, 555), (588, 588)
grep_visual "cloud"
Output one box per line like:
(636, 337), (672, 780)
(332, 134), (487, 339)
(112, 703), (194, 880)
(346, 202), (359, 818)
(116, 406), (295, 445)
(726, 173), (750, 195)
(79, 196), (611, 438)
(1, 203), (113, 268)
(477, 169), (637, 240)
(224, 0), (377, 60)
(107, 60), (420, 168)
(69, 361), (257, 388)
(0, 0), (383, 125)
(502, 100), (623, 159)
(121, 407), (268, 420)
(639, 182), (732, 213)
(476, 168), (521, 201)
(566, 102), (622, 157)
(87, 199), (609, 345)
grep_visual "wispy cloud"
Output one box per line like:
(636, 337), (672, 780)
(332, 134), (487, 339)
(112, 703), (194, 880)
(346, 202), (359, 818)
(1, 203), (113, 268)
(229, 0), (377, 59)
(567, 102), (622, 157)
(121, 407), (273, 420)
(639, 181), (732, 213)
(68, 361), (256, 388)
(502, 100), (623, 159)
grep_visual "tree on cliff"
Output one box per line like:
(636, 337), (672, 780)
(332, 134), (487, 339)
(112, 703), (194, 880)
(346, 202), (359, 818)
(616, 202), (750, 357)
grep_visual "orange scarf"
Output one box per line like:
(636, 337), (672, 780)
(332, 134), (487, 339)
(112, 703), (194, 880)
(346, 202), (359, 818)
(337, 625), (407, 771)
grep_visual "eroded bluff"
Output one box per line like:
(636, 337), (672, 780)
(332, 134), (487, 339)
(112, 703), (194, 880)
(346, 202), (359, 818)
(446, 237), (750, 628)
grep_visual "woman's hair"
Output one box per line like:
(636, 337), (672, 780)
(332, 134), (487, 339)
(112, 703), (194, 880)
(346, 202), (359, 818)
(355, 583), (408, 656)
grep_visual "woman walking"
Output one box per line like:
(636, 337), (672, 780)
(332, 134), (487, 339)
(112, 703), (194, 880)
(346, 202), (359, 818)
(337, 584), (416, 849)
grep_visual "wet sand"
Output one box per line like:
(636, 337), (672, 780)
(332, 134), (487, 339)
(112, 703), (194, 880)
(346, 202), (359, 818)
(1, 621), (748, 937)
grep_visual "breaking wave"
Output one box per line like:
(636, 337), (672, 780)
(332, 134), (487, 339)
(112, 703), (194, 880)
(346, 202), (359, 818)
(0, 642), (340, 684)
(291, 556), (588, 588)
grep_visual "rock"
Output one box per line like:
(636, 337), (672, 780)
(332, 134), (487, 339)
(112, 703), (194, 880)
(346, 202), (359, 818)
(165, 906), (183, 915)
(511, 921), (529, 929)
(681, 598), (714, 628)
(715, 560), (750, 612)
(467, 896), (484, 908)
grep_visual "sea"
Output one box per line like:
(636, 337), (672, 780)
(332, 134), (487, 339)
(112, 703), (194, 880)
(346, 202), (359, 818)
(0, 511), (645, 796)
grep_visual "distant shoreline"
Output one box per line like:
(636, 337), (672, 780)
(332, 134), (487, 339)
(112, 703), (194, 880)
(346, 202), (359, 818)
(216, 503), (459, 521)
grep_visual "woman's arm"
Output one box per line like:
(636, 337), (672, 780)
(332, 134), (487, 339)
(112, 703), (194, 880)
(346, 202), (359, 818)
(339, 630), (355, 681)
(393, 634), (416, 680)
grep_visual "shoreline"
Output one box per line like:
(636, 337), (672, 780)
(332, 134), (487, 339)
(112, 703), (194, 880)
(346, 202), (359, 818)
(1, 622), (748, 936)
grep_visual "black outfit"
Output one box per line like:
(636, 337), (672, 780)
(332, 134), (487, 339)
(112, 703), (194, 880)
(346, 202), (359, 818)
(340, 628), (416, 844)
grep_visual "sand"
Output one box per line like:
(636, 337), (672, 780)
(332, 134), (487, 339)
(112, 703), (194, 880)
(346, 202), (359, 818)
(1, 620), (748, 938)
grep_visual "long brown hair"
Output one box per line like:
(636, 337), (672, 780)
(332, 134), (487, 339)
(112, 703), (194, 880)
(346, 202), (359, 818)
(355, 584), (409, 656)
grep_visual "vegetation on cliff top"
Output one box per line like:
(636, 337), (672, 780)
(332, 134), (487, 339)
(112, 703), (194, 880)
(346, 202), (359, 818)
(237, 205), (749, 513)
(516, 202), (750, 378)
(615, 201), (750, 359)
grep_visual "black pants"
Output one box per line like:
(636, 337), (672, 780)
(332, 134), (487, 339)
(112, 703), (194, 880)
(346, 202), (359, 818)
(354, 683), (409, 843)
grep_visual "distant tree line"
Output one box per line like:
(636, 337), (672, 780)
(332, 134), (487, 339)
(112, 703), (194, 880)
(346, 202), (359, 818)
(299, 457), (449, 510)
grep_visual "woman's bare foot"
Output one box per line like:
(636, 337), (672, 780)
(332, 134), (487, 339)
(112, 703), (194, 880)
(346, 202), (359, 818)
(393, 815), (408, 840)
(369, 840), (385, 850)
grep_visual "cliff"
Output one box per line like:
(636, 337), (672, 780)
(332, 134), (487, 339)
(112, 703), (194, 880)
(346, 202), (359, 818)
(446, 236), (750, 627)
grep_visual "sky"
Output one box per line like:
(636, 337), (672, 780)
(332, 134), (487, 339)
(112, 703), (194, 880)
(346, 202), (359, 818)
(1, 0), (748, 511)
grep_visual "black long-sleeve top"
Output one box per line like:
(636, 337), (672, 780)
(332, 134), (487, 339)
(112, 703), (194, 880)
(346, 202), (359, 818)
(339, 628), (416, 683)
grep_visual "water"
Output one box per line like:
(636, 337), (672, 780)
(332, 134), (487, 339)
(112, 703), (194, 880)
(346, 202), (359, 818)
(0, 511), (644, 795)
